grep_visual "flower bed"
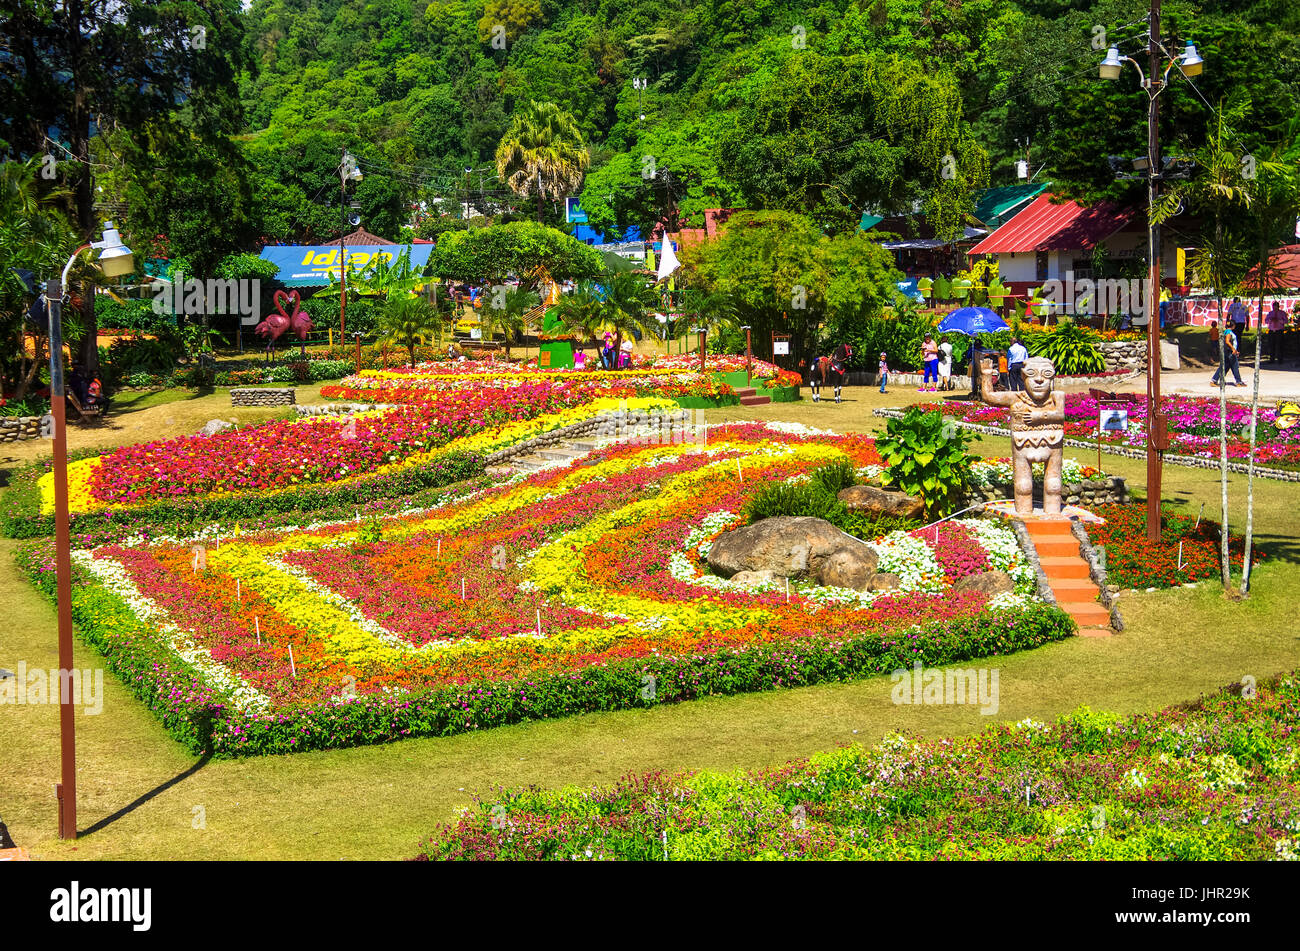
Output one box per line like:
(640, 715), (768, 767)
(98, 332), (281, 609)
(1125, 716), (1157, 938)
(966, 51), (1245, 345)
(23, 424), (1073, 755)
(916, 393), (1300, 471)
(416, 672), (1300, 860)
(1086, 504), (1264, 589)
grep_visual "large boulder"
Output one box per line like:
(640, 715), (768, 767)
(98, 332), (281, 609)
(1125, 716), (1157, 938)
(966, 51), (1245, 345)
(952, 570), (1016, 597)
(868, 572), (902, 592)
(817, 546), (880, 590)
(837, 484), (925, 520)
(729, 569), (779, 587)
(707, 516), (871, 580)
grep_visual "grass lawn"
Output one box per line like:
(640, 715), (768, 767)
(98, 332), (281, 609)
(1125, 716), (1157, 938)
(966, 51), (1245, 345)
(2, 382), (1297, 859)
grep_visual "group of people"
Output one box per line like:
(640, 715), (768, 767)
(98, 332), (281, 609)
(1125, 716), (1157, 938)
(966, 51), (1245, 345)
(1208, 299), (1300, 386)
(875, 333), (1031, 395)
(572, 333), (633, 370)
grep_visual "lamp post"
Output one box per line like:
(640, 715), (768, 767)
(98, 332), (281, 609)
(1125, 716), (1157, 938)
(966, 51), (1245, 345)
(339, 151), (363, 339)
(44, 222), (134, 840)
(1098, 5), (1203, 542)
(741, 325), (753, 384)
(692, 326), (706, 372)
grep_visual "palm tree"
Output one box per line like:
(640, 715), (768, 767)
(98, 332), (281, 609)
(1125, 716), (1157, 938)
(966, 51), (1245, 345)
(599, 272), (657, 365)
(677, 286), (738, 353)
(379, 295), (444, 367)
(1153, 105), (1254, 591)
(481, 286), (539, 361)
(550, 281), (606, 361)
(1238, 129), (1300, 593)
(495, 101), (590, 223)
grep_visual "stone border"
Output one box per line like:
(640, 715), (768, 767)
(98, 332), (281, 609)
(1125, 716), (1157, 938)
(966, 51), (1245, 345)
(873, 408), (1300, 482)
(846, 368), (1144, 389)
(295, 402), (396, 416)
(0, 416), (43, 442)
(1009, 518), (1058, 607)
(231, 387), (295, 407)
(1070, 520), (1124, 632)
(483, 407), (694, 466)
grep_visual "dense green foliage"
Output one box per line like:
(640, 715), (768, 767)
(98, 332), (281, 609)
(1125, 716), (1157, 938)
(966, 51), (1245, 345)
(876, 407), (979, 517)
(745, 460), (921, 539)
(1025, 319), (1106, 375)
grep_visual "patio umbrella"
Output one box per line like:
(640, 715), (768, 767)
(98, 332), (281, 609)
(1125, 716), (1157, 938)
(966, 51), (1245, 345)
(937, 306), (1009, 335)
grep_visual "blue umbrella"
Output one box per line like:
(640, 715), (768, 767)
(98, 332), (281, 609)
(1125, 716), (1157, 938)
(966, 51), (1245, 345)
(937, 306), (1009, 336)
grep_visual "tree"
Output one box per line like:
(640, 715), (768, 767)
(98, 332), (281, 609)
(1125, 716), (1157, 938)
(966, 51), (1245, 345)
(1153, 104), (1255, 591)
(480, 285), (539, 361)
(430, 221), (605, 285)
(1, 0), (251, 373)
(548, 281), (606, 359)
(379, 295), (444, 367)
(598, 272), (658, 361)
(495, 101), (590, 222)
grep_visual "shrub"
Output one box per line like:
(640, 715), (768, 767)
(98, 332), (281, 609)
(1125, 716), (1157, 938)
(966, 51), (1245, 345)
(875, 407), (978, 518)
(744, 460), (920, 539)
(1026, 320), (1105, 375)
(94, 298), (177, 333)
(105, 333), (182, 383)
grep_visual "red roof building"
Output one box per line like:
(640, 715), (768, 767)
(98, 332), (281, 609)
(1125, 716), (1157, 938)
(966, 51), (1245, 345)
(1241, 244), (1300, 291)
(322, 226), (394, 247)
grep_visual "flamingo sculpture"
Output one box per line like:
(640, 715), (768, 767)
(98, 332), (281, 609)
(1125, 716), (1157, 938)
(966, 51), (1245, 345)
(254, 289), (314, 364)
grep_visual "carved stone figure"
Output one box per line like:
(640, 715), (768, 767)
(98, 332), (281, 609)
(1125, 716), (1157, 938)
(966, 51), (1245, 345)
(979, 355), (1066, 515)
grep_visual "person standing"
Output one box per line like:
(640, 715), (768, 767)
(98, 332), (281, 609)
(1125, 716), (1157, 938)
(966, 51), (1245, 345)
(920, 333), (939, 391)
(1210, 323), (1245, 387)
(1227, 296), (1249, 339)
(1007, 337), (1028, 392)
(878, 351), (890, 393)
(1265, 301), (1287, 363)
(937, 340), (953, 391)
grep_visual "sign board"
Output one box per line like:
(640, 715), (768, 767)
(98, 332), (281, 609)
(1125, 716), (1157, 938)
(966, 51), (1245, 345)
(773, 341), (790, 356)
(257, 244), (433, 288)
(539, 350), (551, 367)
(565, 198), (588, 224)
(1099, 406), (1129, 432)
(470, 328), (482, 340)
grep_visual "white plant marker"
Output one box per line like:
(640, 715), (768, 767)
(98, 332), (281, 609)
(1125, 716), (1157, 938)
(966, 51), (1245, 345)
(236, 578), (240, 602)
(1195, 502), (1204, 529)
(536, 609), (542, 637)
(255, 616), (261, 645)
(461, 577), (465, 601)
(785, 577), (790, 602)
(437, 538), (441, 556)
(737, 458), (743, 481)
(288, 644), (297, 678)
(1177, 540), (1184, 571)
(355, 509), (360, 523)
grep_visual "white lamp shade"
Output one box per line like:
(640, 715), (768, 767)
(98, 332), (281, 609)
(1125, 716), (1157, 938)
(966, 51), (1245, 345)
(1099, 47), (1123, 80)
(97, 245), (135, 277)
(1180, 43), (1203, 76)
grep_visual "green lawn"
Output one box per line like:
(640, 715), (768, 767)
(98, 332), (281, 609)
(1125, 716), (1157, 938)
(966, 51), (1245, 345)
(2, 385), (1297, 859)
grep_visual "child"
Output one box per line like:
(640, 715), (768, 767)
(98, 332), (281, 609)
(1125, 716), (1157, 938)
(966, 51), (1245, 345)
(573, 350), (586, 370)
(878, 351), (890, 393)
(937, 341), (953, 391)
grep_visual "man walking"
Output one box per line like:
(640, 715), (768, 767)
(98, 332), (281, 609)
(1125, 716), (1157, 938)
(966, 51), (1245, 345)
(1210, 322), (1246, 388)
(1007, 337), (1028, 391)
(1227, 296), (1249, 339)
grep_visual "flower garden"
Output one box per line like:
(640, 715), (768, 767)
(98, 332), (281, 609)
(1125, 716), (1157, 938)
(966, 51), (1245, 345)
(418, 671), (1300, 860)
(17, 414), (1075, 756)
(919, 393), (1300, 471)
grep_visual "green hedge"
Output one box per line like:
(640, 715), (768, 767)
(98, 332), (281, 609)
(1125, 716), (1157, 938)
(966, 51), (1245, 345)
(17, 545), (1075, 757)
(2, 451), (485, 543)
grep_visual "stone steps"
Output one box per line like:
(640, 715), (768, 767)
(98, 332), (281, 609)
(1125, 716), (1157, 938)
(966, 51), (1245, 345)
(1023, 519), (1111, 635)
(739, 395), (771, 406)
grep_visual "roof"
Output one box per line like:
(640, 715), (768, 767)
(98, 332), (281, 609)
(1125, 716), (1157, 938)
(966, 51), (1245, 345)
(859, 213), (885, 231)
(972, 183), (1050, 228)
(1241, 244), (1300, 291)
(967, 194), (1134, 257)
(322, 226), (394, 246)
(650, 208), (736, 248)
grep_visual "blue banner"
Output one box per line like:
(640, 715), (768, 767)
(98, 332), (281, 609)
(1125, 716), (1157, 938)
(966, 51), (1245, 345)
(566, 198), (588, 224)
(258, 244), (435, 288)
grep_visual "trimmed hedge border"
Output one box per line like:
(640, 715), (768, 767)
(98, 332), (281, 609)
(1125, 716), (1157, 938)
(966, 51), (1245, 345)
(873, 408), (1300, 481)
(18, 543), (1076, 757)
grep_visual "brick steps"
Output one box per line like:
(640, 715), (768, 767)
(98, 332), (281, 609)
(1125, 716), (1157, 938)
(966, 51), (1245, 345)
(739, 395), (771, 406)
(1023, 519), (1112, 635)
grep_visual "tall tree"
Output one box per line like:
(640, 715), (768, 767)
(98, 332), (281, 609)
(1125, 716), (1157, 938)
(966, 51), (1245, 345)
(0, 0), (251, 372)
(495, 100), (590, 223)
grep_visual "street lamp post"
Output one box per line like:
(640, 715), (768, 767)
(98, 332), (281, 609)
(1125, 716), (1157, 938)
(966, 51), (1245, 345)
(742, 325), (753, 384)
(1098, 3), (1203, 542)
(44, 223), (134, 840)
(339, 151), (363, 339)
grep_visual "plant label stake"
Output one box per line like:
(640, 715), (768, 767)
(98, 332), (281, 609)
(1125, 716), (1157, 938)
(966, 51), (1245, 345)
(437, 538), (441, 556)
(255, 616), (261, 645)
(355, 509), (360, 523)
(461, 577), (465, 601)
(236, 578), (241, 602)
(288, 644), (297, 679)
(736, 458), (743, 481)
(785, 577), (790, 602)
(536, 609), (541, 637)
(1195, 502), (1204, 529)
(1177, 540), (1184, 571)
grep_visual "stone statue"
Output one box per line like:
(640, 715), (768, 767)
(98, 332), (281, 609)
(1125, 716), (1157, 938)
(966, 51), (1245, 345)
(979, 355), (1066, 515)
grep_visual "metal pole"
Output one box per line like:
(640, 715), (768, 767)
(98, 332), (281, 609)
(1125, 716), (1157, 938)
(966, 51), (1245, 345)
(340, 152), (348, 340)
(45, 277), (77, 840)
(745, 327), (752, 384)
(1145, 0), (1164, 542)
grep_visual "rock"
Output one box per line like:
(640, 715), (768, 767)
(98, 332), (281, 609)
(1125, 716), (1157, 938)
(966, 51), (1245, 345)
(707, 516), (868, 579)
(836, 484), (925, 520)
(952, 570), (1016, 597)
(816, 546), (880, 590)
(868, 572), (901, 592)
(729, 569), (779, 587)
(199, 419), (234, 437)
